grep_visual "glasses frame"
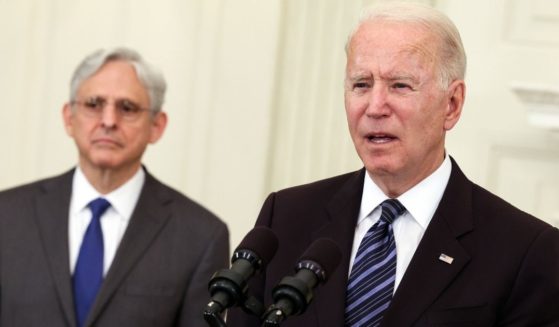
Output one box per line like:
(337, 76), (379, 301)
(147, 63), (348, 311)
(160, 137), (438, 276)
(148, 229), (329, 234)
(71, 96), (155, 122)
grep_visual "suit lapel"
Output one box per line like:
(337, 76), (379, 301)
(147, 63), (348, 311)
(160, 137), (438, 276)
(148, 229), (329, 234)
(85, 172), (173, 327)
(381, 159), (474, 326)
(311, 169), (365, 327)
(33, 170), (77, 327)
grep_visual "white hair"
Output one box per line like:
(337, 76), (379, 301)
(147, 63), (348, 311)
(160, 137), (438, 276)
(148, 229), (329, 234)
(69, 47), (166, 112)
(346, 1), (467, 88)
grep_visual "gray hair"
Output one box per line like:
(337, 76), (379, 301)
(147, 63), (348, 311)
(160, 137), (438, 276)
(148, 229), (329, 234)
(69, 47), (166, 112)
(346, 2), (467, 89)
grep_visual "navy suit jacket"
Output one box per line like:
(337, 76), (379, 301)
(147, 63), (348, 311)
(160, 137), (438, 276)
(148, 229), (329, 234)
(0, 168), (229, 327)
(227, 158), (559, 326)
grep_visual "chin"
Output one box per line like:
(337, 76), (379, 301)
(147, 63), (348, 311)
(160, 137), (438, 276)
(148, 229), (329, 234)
(89, 157), (122, 170)
(363, 158), (400, 177)
(366, 166), (394, 177)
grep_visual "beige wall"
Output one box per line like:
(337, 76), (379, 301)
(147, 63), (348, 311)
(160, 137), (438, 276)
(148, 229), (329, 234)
(1, 0), (558, 250)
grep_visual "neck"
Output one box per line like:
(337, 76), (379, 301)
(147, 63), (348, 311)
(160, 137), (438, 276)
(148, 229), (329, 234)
(79, 162), (141, 194)
(370, 153), (446, 198)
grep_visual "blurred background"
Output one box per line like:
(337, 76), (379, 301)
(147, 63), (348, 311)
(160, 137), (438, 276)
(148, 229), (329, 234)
(1, 0), (559, 249)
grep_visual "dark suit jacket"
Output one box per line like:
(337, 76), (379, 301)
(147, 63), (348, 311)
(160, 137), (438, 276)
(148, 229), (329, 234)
(227, 159), (559, 326)
(0, 168), (229, 327)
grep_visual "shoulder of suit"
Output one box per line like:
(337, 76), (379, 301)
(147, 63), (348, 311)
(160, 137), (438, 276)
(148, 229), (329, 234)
(470, 181), (553, 233)
(447, 158), (553, 232)
(273, 168), (364, 199)
(0, 169), (74, 200)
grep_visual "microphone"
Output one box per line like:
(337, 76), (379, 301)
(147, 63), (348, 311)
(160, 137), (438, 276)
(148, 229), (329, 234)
(204, 226), (278, 326)
(262, 238), (342, 326)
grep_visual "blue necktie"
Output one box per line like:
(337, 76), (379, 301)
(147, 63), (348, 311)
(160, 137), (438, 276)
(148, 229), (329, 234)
(345, 199), (406, 327)
(73, 197), (111, 327)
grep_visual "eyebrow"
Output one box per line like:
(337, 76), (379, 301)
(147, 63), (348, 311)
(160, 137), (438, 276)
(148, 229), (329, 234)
(346, 72), (374, 82)
(346, 72), (419, 84)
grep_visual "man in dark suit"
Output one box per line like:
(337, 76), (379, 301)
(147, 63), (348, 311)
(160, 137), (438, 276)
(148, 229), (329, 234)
(0, 48), (229, 327)
(228, 2), (559, 326)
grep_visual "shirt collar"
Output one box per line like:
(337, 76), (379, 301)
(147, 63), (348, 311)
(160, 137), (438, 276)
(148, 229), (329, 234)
(70, 166), (145, 220)
(358, 154), (452, 229)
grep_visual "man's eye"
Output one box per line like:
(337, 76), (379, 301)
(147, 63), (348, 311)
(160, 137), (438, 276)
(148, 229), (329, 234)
(393, 82), (411, 89)
(84, 99), (104, 109)
(353, 82), (369, 89)
(118, 101), (140, 113)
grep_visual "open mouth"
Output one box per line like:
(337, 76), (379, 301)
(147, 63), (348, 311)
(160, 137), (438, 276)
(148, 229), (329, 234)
(366, 133), (396, 144)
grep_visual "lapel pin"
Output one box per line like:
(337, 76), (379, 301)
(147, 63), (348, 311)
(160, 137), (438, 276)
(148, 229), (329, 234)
(439, 253), (454, 264)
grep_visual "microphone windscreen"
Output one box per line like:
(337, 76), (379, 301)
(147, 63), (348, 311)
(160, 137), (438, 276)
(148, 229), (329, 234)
(235, 226), (279, 266)
(299, 238), (342, 277)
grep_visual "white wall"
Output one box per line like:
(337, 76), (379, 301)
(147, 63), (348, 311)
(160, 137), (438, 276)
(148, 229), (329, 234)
(1, 0), (558, 251)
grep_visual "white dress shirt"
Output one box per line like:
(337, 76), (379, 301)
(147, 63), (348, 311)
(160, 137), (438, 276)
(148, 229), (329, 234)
(68, 166), (145, 276)
(348, 154), (452, 292)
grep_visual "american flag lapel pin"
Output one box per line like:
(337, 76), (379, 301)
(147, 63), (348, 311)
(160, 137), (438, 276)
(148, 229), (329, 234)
(439, 253), (454, 264)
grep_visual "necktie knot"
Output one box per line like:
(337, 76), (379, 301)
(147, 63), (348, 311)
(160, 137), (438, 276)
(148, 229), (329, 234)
(379, 198), (405, 224)
(88, 197), (111, 220)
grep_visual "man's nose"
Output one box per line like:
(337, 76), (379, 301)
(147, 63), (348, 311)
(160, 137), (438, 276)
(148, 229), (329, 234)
(365, 84), (391, 118)
(100, 103), (119, 127)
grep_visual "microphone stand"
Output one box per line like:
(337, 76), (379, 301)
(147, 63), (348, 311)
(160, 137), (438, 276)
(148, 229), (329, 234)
(203, 295), (265, 327)
(203, 300), (227, 327)
(260, 285), (305, 327)
(259, 260), (325, 326)
(261, 301), (288, 326)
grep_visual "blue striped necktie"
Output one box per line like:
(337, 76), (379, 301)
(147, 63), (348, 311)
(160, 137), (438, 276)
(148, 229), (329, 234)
(345, 199), (406, 326)
(73, 197), (111, 327)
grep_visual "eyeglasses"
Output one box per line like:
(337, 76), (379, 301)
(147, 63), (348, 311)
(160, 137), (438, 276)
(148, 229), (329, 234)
(71, 96), (153, 122)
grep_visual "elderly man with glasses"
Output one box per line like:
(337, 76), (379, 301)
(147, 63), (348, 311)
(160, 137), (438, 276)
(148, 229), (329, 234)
(0, 47), (229, 327)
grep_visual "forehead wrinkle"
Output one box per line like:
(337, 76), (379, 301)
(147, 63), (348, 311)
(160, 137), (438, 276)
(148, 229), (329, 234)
(383, 44), (437, 84)
(400, 42), (437, 66)
(383, 74), (419, 84)
(347, 43), (437, 88)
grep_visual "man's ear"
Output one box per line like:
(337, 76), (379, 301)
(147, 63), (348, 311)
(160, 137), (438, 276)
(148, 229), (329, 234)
(62, 103), (75, 137)
(443, 80), (465, 131)
(149, 111), (168, 144)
